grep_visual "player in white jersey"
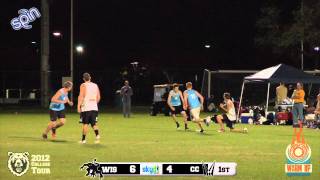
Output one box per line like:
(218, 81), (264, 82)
(77, 73), (101, 144)
(213, 92), (247, 133)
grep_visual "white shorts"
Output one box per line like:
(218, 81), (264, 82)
(190, 107), (201, 121)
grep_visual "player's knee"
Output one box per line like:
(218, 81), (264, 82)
(50, 122), (56, 127)
(60, 119), (66, 125)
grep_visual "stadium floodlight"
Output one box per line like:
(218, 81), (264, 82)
(204, 44), (211, 48)
(130, 61), (139, 65)
(75, 45), (84, 53)
(52, 32), (62, 37)
(31, 41), (37, 44)
(314, 46), (320, 52)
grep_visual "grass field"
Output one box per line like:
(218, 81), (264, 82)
(0, 108), (319, 180)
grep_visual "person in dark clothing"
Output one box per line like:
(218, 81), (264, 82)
(120, 80), (133, 118)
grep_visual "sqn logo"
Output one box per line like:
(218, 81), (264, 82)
(10, 7), (41, 30)
(7, 152), (30, 176)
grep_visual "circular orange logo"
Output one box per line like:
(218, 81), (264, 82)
(286, 143), (311, 163)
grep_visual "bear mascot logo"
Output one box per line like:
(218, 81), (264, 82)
(8, 152), (30, 176)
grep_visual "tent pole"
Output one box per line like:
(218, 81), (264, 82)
(308, 83), (312, 97)
(237, 81), (245, 122)
(208, 70), (211, 99)
(265, 82), (271, 116)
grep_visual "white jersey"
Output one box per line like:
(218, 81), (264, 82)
(81, 82), (99, 112)
(225, 99), (236, 121)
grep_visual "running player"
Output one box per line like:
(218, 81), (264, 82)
(42, 81), (73, 140)
(167, 83), (189, 130)
(78, 73), (101, 144)
(214, 92), (247, 133)
(183, 82), (210, 133)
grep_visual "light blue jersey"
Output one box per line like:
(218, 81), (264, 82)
(49, 89), (68, 111)
(170, 90), (181, 106)
(186, 89), (201, 109)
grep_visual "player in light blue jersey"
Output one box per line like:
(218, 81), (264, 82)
(42, 81), (73, 140)
(183, 82), (210, 133)
(167, 83), (189, 130)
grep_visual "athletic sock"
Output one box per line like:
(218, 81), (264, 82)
(94, 130), (99, 136)
(82, 135), (86, 141)
(185, 123), (188, 129)
(176, 122), (180, 128)
(52, 128), (56, 134)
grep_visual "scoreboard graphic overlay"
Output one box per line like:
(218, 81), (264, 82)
(80, 161), (237, 177)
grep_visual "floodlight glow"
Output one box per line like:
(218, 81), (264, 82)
(53, 32), (61, 37)
(76, 45), (84, 53)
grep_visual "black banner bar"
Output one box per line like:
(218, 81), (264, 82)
(162, 164), (205, 175)
(99, 164), (140, 175)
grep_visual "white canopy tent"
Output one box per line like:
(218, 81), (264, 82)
(237, 64), (320, 119)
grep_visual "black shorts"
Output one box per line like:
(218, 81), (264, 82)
(170, 105), (185, 115)
(81, 111), (98, 126)
(49, 110), (66, 121)
(222, 114), (234, 129)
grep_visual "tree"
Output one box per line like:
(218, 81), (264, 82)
(255, 0), (320, 69)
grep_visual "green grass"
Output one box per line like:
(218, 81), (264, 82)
(0, 110), (319, 180)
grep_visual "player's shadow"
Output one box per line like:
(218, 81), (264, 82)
(49, 139), (69, 143)
(7, 136), (70, 143)
(8, 136), (45, 142)
(81, 143), (106, 149)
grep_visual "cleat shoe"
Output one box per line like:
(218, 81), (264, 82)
(199, 129), (204, 133)
(42, 134), (48, 139)
(95, 135), (101, 143)
(204, 117), (211, 127)
(79, 140), (86, 144)
(217, 129), (225, 133)
(243, 128), (248, 133)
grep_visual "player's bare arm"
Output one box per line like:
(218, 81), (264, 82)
(51, 90), (67, 104)
(183, 91), (188, 110)
(96, 86), (101, 103)
(66, 96), (73, 106)
(167, 93), (174, 111)
(179, 91), (186, 108)
(195, 91), (204, 109)
(77, 83), (86, 113)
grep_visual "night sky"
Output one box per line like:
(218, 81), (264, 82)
(0, 0), (312, 104)
(2, 0), (268, 71)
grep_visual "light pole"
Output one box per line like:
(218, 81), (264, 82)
(70, 0), (74, 100)
(300, 0), (304, 70)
